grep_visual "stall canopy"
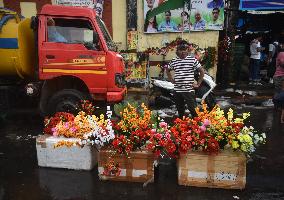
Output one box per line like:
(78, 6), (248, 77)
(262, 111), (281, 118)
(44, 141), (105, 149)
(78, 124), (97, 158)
(239, 0), (284, 11)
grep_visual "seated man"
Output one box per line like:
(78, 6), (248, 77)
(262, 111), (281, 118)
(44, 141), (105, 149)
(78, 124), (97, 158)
(47, 17), (67, 43)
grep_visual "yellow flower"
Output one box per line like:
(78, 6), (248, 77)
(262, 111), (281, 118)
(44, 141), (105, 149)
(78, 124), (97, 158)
(232, 140), (239, 149)
(227, 108), (233, 121)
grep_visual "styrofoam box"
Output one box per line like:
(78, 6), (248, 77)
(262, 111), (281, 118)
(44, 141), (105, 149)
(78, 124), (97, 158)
(36, 135), (97, 170)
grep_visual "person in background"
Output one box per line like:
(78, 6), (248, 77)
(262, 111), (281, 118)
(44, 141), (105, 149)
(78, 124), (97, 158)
(166, 41), (205, 119)
(192, 11), (206, 31)
(249, 34), (265, 85)
(208, 8), (223, 30)
(178, 11), (190, 32)
(158, 11), (178, 32)
(47, 17), (67, 43)
(267, 37), (279, 83)
(144, 14), (158, 33)
(146, 0), (156, 11)
(273, 44), (284, 93)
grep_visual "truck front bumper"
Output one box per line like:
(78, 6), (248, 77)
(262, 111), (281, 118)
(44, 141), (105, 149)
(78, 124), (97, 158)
(107, 88), (127, 102)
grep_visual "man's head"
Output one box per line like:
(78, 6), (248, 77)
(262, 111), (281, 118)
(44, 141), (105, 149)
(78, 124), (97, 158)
(146, 0), (155, 9)
(195, 12), (201, 22)
(255, 33), (263, 42)
(212, 8), (220, 21)
(165, 11), (171, 21)
(176, 41), (189, 59)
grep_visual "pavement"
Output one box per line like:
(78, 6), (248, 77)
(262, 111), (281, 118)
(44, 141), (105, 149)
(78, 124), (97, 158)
(1, 83), (284, 200)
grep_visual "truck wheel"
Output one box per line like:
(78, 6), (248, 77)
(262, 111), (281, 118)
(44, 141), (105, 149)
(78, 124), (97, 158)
(47, 89), (88, 115)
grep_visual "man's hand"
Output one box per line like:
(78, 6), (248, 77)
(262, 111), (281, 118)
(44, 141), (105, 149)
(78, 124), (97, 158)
(193, 83), (200, 88)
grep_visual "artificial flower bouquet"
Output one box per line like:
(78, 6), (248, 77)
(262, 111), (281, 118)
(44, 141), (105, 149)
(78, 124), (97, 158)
(148, 103), (266, 158)
(110, 102), (156, 155)
(43, 103), (114, 149)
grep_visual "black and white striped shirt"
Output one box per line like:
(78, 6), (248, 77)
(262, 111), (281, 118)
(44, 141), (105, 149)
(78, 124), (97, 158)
(168, 55), (201, 92)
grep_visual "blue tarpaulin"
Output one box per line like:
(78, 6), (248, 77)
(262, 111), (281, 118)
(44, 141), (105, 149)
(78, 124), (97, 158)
(239, 0), (284, 10)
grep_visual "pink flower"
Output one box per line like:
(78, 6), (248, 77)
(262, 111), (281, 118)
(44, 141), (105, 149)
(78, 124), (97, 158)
(200, 125), (206, 132)
(159, 121), (167, 128)
(203, 119), (211, 126)
(151, 129), (157, 134)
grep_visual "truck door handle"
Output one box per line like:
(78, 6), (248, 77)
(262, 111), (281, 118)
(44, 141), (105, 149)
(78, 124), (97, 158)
(46, 55), (55, 59)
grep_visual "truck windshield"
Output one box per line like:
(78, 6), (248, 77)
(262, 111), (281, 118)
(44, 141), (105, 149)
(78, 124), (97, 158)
(95, 16), (116, 51)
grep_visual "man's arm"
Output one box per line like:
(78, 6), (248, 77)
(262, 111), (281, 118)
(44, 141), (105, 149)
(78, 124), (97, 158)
(193, 66), (205, 88)
(166, 68), (174, 83)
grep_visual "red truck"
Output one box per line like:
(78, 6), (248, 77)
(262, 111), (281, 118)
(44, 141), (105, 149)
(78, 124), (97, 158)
(0, 5), (126, 116)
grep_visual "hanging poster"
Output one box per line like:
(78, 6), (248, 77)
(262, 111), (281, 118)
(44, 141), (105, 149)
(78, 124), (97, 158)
(143, 0), (224, 33)
(52, 0), (104, 17)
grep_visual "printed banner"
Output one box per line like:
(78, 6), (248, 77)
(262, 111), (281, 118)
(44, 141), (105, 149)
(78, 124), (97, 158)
(239, 0), (284, 11)
(52, 0), (104, 17)
(144, 0), (224, 33)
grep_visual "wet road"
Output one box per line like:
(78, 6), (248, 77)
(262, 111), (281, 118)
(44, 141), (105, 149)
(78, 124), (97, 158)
(0, 107), (284, 200)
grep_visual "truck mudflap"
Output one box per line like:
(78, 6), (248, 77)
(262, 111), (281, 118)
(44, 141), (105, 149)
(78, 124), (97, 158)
(107, 88), (127, 102)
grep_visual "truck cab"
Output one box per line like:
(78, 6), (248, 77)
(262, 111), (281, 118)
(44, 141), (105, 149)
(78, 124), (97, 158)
(34, 5), (126, 115)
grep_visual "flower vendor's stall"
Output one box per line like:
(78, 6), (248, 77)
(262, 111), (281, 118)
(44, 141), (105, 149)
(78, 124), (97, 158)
(36, 100), (266, 189)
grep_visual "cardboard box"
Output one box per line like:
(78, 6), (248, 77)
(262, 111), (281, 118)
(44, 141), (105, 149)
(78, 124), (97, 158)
(36, 135), (97, 170)
(177, 150), (246, 189)
(98, 149), (155, 183)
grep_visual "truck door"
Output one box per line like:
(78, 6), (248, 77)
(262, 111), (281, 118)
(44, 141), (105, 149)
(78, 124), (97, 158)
(39, 17), (107, 93)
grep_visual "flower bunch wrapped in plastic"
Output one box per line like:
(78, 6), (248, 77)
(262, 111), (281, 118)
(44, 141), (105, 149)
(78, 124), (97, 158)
(43, 112), (75, 135)
(146, 120), (177, 158)
(166, 103), (266, 157)
(111, 103), (156, 155)
(51, 107), (114, 148)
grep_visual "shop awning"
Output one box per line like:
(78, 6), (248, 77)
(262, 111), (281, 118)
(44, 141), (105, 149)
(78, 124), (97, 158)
(239, 0), (284, 11)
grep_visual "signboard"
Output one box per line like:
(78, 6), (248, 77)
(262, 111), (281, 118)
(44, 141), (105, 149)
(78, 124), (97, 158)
(144, 0), (224, 33)
(52, 0), (104, 17)
(53, 0), (95, 8)
(239, 0), (284, 11)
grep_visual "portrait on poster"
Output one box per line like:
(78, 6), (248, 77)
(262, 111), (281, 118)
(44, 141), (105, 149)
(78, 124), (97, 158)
(143, 0), (224, 33)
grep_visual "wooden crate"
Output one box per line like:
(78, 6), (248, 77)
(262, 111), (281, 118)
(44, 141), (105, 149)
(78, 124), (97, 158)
(36, 135), (97, 170)
(177, 150), (246, 189)
(98, 149), (155, 183)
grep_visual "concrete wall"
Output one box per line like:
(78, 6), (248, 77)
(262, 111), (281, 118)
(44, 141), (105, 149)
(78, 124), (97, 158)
(112, 0), (127, 51)
(3, 0), (51, 14)
(112, 0), (220, 79)
(20, 2), (37, 18)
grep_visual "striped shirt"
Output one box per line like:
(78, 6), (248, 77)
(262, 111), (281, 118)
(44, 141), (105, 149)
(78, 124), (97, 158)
(168, 55), (201, 92)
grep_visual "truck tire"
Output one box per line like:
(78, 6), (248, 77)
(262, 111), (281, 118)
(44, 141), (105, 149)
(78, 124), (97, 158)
(47, 89), (88, 115)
